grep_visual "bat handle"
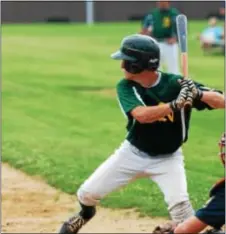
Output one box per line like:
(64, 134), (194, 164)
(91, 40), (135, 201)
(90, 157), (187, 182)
(180, 53), (192, 107)
(181, 53), (188, 78)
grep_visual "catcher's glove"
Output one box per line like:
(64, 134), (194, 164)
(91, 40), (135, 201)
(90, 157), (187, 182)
(152, 222), (177, 234)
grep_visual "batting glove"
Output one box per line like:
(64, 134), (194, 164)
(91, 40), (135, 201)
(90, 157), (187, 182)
(179, 78), (203, 101)
(170, 87), (191, 111)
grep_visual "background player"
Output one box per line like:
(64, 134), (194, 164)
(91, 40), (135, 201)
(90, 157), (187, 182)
(141, 0), (180, 74)
(58, 34), (225, 234)
(198, 16), (224, 53)
(153, 133), (225, 234)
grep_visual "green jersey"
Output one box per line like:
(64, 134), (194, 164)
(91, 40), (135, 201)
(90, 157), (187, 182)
(116, 72), (213, 156)
(142, 8), (179, 40)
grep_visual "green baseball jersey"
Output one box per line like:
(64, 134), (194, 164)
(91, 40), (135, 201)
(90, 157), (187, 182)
(116, 72), (214, 156)
(142, 8), (179, 40)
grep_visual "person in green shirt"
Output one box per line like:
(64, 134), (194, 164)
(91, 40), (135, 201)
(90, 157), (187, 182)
(58, 34), (225, 234)
(141, 0), (180, 74)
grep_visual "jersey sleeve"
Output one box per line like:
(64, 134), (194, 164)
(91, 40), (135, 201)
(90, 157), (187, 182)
(116, 80), (145, 117)
(142, 14), (153, 29)
(170, 74), (183, 90)
(193, 82), (223, 111)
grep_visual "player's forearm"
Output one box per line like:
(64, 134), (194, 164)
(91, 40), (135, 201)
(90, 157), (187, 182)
(200, 91), (225, 109)
(173, 216), (207, 234)
(131, 104), (172, 124)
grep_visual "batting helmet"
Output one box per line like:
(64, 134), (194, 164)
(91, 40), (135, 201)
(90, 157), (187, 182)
(111, 34), (160, 74)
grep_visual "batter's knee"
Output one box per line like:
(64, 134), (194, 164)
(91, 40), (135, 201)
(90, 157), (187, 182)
(168, 200), (194, 223)
(77, 187), (101, 207)
(166, 190), (190, 210)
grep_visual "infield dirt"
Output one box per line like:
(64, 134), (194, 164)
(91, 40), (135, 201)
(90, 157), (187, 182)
(2, 163), (166, 233)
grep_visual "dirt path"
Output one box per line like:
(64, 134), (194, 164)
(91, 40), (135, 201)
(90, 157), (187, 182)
(2, 163), (166, 233)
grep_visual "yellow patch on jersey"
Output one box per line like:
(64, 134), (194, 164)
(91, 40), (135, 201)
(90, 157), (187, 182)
(158, 102), (174, 122)
(162, 17), (171, 28)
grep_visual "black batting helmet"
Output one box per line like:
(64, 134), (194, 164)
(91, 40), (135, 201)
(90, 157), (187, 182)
(111, 34), (160, 74)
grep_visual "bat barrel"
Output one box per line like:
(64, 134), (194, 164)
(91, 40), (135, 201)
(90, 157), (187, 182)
(176, 14), (188, 78)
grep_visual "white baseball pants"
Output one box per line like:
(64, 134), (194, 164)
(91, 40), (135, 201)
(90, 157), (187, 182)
(77, 140), (190, 211)
(159, 42), (180, 75)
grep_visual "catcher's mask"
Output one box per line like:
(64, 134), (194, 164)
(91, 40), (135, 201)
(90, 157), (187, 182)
(219, 133), (225, 166)
(111, 34), (160, 74)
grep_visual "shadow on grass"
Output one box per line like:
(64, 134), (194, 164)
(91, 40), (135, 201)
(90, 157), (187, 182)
(63, 85), (117, 98)
(202, 49), (225, 57)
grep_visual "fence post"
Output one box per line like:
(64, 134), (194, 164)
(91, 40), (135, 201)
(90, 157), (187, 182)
(86, 0), (94, 25)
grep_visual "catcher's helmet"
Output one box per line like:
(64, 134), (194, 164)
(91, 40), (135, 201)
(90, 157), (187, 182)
(111, 34), (160, 74)
(219, 133), (225, 166)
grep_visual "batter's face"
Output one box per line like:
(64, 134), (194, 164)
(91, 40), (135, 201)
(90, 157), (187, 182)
(208, 17), (217, 27)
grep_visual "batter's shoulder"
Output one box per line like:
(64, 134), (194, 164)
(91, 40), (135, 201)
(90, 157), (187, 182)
(116, 78), (129, 89)
(161, 72), (183, 81)
(161, 72), (183, 88)
(116, 78), (137, 93)
(116, 79), (136, 89)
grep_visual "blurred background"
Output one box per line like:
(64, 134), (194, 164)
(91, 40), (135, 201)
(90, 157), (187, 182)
(1, 1), (225, 23)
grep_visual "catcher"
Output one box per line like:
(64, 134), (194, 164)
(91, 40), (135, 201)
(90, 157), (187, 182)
(153, 133), (225, 234)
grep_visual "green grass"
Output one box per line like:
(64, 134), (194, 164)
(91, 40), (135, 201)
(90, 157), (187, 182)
(2, 21), (224, 218)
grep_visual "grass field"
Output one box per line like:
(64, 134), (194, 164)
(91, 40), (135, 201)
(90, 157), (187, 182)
(2, 21), (224, 218)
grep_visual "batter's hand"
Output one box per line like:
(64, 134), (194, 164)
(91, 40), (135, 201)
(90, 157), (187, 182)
(170, 86), (193, 111)
(178, 78), (203, 101)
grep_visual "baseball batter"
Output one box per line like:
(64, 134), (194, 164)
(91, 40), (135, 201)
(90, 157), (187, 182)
(58, 34), (225, 234)
(141, 0), (180, 74)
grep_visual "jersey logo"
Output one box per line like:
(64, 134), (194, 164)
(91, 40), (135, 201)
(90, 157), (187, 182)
(162, 17), (171, 28)
(158, 102), (174, 122)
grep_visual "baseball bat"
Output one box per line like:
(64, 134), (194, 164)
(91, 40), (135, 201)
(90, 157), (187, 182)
(176, 14), (191, 107)
(176, 14), (188, 77)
